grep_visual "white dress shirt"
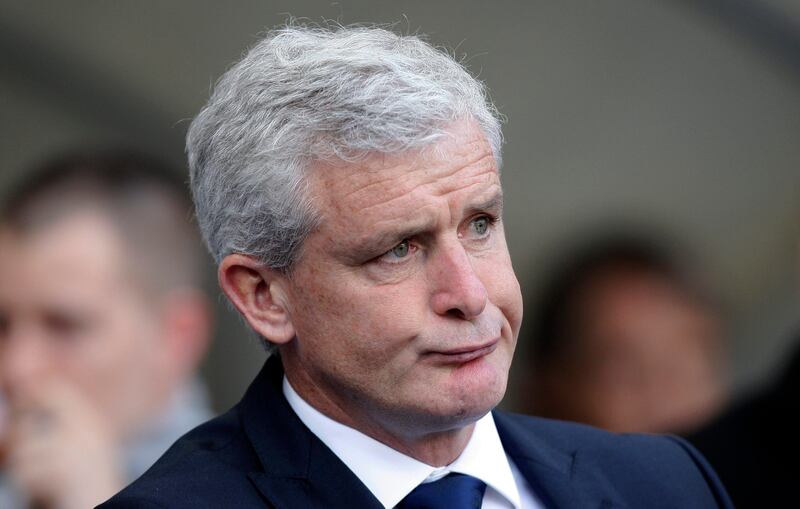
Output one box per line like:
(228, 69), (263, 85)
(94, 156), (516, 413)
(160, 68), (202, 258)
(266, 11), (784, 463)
(284, 377), (545, 509)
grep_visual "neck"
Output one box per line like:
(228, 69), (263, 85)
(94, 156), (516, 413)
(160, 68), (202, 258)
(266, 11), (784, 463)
(284, 361), (476, 467)
(368, 421), (476, 467)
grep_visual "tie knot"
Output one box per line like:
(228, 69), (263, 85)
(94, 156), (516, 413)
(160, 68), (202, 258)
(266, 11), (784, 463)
(397, 473), (487, 509)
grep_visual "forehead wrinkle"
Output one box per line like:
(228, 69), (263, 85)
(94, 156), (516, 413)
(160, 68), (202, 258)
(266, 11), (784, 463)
(338, 174), (420, 215)
(338, 161), (430, 205)
(338, 165), (445, 216)
(350, 152), (498, 216)
(356, 186), (430, 215)
(311, 163), (423, 222)
(350, 177), (501, 250)
(356, 202), (442, 245)
(432, 168), (499, 201)
(329, 129), (495, 213)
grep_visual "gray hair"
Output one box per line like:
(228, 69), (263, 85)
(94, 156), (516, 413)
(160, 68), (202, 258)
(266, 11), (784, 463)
(187, 23), (503, 271)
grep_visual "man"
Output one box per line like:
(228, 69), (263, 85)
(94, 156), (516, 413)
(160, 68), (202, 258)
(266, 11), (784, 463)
(0, 152), (214, 509)
(101, 25), (732, 508)
(521, 235), (726, 434)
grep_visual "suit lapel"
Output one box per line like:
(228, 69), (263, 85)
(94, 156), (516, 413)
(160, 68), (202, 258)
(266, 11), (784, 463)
(493, 411), (626, 509)
(241, 356), (383, 509)
(239, 359), (624, 509)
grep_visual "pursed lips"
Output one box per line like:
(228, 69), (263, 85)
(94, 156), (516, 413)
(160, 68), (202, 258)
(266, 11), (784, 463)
(424, 338), (499, 364)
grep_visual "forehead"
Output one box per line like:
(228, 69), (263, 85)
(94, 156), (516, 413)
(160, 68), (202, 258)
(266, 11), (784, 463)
(579, 270), (714, 341)
(309, 121), (500, 227)
(584, 270), (691, 312)
(0, 211), (129, 306)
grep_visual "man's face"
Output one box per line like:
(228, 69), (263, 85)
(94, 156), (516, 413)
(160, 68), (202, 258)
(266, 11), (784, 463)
(568, 269), (724, 433)
(0, 212), (167, 437)
(280, 120), (522, 438)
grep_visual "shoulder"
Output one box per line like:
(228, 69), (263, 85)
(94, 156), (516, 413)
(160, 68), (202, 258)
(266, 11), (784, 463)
(97, 406), (266, 509)
(497, 410), (701, 463)
(498, 410), (687, 456)
(494, 411), (733, 508)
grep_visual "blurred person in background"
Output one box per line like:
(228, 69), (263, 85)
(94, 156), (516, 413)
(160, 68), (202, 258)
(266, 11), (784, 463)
(520, 234), (727, 434)
(687, 243), (800, 507)
(0, 152), (214, 509)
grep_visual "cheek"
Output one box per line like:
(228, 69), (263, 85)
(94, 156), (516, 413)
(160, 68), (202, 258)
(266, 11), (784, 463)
(290, 270), (428, 367)
(69, 313), (157, 403)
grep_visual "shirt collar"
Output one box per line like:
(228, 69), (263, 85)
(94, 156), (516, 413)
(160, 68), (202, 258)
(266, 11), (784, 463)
(283, 376), (521, 509)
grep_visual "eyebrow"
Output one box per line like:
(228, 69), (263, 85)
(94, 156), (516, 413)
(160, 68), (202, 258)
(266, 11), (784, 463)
(343, 189), (505, 264)
(465, 190), (504, 218)
(344, 218), (437, 263)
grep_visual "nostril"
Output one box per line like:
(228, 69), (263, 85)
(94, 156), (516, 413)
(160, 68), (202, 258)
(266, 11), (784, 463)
(446, 308), (467, 320)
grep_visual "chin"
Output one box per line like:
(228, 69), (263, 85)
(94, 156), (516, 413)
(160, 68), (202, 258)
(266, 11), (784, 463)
(429, 397), (501, 433)
(428, 370), (507, 429)
(460, 379), (506, 418)
(387, 355), (510, 434)
(453, 354), (508, 402)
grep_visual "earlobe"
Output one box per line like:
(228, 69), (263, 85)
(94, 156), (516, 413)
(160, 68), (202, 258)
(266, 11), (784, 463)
(218, 254), (296, 344)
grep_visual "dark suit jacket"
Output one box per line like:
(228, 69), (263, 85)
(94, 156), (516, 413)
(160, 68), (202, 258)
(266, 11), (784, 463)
(688, 338), (800, 508)
(99, 356), (732, 508)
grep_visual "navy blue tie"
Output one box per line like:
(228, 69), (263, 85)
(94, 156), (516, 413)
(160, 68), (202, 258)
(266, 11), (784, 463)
(397, 473), (487, 509)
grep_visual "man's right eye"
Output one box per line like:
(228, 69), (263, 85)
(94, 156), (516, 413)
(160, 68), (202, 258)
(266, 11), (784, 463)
(378, 240), (415, 264)
(43, 312), (89, 342)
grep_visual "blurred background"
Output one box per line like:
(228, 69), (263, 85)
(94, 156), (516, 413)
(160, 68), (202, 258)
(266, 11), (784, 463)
(1, 0), (798, 436)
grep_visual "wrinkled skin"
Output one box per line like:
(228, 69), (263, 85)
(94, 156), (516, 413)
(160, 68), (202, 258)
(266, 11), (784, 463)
(278, 120), (523, 464)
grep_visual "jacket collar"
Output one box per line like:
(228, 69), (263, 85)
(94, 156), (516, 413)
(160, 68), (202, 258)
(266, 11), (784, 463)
(240, 355), (383, 509)
(494, 412), (625, 509)
(239, 356), (620, 509)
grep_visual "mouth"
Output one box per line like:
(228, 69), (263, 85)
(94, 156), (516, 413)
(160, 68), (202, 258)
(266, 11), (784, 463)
(425, 338), (499, 364)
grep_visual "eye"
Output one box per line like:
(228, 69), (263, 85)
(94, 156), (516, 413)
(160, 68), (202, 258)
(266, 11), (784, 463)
(43, 311), (90, 343)
(377, 239), (415, 264)
(391, 240), (410, 258)
(0, 312), (8, 340)
(466, 215), (497, 240)
(471, 216), (490, 236)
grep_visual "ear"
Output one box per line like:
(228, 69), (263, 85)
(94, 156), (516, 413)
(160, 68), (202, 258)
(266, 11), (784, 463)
(218, 254), (295, 345)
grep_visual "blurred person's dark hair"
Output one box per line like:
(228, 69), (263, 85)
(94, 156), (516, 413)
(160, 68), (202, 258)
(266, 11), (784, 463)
(1, 150), (207, 297)
(521, 230), (726, 434)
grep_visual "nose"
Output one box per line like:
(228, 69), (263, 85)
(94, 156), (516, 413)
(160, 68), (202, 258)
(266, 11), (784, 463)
(429, 241), (488, 320)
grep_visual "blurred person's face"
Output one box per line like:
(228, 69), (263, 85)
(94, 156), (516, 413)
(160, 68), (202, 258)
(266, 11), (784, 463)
(0, 211), (174, 438)
(563, 269), (724, 434)
(234, 121), (523, 443)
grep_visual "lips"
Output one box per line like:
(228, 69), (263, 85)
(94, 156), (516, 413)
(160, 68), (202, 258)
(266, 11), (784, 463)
(425, 338), (499, 364)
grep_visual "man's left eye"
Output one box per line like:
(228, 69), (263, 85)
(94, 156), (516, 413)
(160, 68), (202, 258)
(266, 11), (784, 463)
(389, 240), (410, 258)
(470, 216), (491, 236)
